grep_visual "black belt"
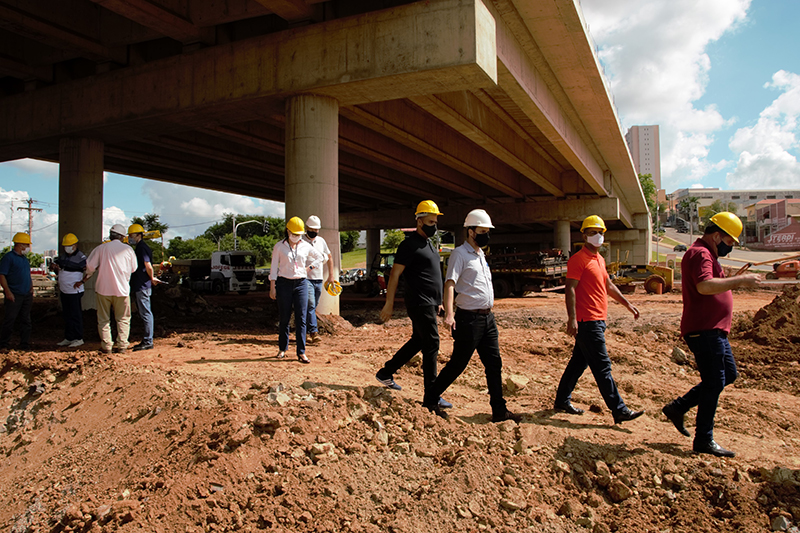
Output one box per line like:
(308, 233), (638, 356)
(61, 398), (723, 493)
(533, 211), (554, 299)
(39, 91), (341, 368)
(457, 307), (492, 315)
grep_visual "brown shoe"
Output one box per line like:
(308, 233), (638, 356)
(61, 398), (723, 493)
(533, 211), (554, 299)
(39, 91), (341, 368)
(113, 347), (127, 354)
(309, 333), (321, 344)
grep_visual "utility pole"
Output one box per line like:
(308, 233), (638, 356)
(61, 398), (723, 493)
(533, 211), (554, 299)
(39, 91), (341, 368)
(17, 198), (42, 241)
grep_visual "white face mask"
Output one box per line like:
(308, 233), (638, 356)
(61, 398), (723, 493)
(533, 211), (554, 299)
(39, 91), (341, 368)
(22, 246), (30, 254)
(64, 245), (75, 254)
(288, 234), (302, 244)
(586, 233), (604, 247)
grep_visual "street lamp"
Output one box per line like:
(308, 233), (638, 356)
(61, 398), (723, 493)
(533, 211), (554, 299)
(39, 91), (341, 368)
(233, 219), (259, 250)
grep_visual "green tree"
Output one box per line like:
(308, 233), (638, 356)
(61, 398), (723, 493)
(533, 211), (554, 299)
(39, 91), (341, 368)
(131, 213), (169, 233)
(204, 214), (284, 242)
(382, 229), (405, 251)
(245, 234), (278, 266)
(167, 236), (216, 259)
(638, 173), (667, 226)
(340, 230), (360, 253)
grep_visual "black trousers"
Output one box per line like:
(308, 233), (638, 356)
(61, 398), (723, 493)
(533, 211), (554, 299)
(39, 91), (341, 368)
(424, 309), (506, 415)
(60, 291), (84, 341)
(378, 304), (439, 394)
(0, 292), (32, 348)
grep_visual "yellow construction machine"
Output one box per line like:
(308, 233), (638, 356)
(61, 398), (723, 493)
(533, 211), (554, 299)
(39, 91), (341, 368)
(606, 250), (674, 294)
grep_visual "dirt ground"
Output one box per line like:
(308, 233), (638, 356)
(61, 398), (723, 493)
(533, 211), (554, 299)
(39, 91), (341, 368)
(1, 284), (799, 533)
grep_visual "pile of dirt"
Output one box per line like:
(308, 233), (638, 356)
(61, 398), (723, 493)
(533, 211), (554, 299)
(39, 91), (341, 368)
(1, 288), (799, 533)
(738, 285), (800, 348)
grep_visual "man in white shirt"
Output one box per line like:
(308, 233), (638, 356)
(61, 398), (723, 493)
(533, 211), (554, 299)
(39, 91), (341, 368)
(77, 224), (138, 354)
(423, 209), (521, 423)
(303, 215), (335, 344)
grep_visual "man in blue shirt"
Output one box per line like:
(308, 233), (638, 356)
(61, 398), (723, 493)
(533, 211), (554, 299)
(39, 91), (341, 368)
(0, 233), (34, 351)
(128, 224), (160, 351)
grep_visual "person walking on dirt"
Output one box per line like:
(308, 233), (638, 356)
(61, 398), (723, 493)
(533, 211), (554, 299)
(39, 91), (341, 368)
(269, 217), (326, 364)
(0, 233), (34, 351)
(51, 233), (87, 348)
(662, 212), (760, 458)
(77, 224), (138, 355)
(303, 215), (335, 345)
(376, 200), (453, 412)
(423, 209), (521, 422)
(128, 224), (161, 352)
(554, 215), (644, 425)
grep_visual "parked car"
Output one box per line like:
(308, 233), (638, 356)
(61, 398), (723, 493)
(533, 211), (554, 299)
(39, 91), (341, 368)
(673, 244), (687, 252)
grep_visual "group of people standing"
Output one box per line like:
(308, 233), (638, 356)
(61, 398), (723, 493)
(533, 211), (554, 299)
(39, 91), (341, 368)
(0, 224), (159, 354)
(372, 200), (757, 458)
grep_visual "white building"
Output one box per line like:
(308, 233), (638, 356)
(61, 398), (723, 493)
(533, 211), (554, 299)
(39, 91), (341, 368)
(625, 125), (661, 190)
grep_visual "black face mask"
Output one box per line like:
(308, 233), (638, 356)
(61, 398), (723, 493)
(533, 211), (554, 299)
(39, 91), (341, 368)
(473, 231), (490, 248)
(421, 223), (437, 238)
(716, 240), (733, 257)
(307, 231), (318, 239)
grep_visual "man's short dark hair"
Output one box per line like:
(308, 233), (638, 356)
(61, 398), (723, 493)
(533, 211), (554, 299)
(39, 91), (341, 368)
(704, 223), (722, 236)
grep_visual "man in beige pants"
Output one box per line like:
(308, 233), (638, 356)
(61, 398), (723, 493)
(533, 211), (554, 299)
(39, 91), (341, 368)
(76, 224), (137, 354)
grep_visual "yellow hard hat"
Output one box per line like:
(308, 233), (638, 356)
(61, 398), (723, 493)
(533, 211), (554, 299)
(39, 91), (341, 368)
(286, 216), (305, 235)
(710, 212), (742, 243)
(580, 215), (606, 233)
(169, 256), (176, 261)
(62, 233), (78, 246)
(415, 200), (443, 217)
(128, 223), (145, 234)
(12, 232), (31, 245)
(325, 280), (343, 297)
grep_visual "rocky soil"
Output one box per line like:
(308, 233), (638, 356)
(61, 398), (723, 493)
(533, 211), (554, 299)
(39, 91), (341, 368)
(1, 284), (799, 533)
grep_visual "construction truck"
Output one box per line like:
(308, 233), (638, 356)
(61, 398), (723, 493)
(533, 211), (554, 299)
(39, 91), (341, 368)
(171, 251), (257, 295)
(607, 261), (674, 294)
(487, 249), (569, 298)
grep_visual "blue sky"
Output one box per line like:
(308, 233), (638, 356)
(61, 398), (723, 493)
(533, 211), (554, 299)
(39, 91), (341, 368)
(2, 0), (799, 252)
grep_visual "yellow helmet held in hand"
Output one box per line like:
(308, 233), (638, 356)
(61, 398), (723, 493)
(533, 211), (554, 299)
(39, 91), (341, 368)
(12, 232), (31, 245)
(286, 216), (305, 235)
(709, 212), (742, 243)
(580, 215), (606, 233)
(415, 200), (443, 217)
(325, 280), (343, 297)
(62, 233), (78, 246)
(128, 223), (145, 234)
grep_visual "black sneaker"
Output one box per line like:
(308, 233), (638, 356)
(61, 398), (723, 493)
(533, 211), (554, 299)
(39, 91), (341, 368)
(427, 405), (449, 420)
(492, 411), (522, 423)
(613, 408), (644, 425)
(133, 343), (154, 352)
(693, 439), (735, 458)
(376, 373), (402, 391)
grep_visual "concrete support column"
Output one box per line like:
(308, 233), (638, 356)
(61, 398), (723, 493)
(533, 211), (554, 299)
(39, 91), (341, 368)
(58, 138), (104, 310)
(365, 229), (381, 276)
(554, 220), (572, 256)
(285, 94), (340, 315)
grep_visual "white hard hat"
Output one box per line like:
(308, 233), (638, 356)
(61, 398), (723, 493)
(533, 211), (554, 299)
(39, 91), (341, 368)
(110, 224), (127, 236)
(305, 215), (321, 230)
(463, 209), (494, 228)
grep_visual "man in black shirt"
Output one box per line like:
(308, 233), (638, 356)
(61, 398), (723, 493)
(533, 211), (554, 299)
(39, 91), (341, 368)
(377, 200), (450, 417)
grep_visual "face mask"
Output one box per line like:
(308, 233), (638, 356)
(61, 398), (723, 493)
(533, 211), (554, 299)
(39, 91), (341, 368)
(22, 246), (30, 254)
(473, 231), (490, 248)
(586, 233), (604, 247)
(421, 223), (437, 238)
(289, 234), (302, 244)
(716, 240), (733, 257)
(307, 231), (318, 239)
(64, 246), (75, 254)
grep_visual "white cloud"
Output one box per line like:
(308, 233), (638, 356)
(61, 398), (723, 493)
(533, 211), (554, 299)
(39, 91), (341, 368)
(5, 159), (58, 178)
(143, 182), (284, 241)
(0, 187), (59, 252)
(726, 70), (800, 189)
(580, 0), (751, 191)
(690, 184), (706, 189)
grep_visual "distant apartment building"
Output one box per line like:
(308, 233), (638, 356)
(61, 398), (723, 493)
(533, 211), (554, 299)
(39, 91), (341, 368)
(668, 188), (800, 217)
(625, 125), (661, 190)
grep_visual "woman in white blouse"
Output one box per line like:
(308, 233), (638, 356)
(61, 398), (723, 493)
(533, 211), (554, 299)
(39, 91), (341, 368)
(269, 217), (325, 363)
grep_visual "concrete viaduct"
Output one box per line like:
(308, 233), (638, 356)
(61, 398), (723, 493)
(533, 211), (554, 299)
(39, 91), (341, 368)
(0, 0), (651, 313)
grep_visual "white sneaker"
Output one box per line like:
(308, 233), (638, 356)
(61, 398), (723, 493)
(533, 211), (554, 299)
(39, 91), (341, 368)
(57, 339), (71, 346)
(68, 339), (84, 348)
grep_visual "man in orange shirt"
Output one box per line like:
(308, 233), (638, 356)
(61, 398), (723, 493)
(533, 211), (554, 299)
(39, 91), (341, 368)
(553, 215), (644, 425)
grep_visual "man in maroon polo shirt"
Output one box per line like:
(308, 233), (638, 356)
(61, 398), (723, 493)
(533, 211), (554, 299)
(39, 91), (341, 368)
(662, 212), (760, 457)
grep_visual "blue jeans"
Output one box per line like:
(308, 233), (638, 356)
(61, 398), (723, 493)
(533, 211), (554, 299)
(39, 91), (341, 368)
(555, 320), (626, 414)
(0, 292), (32, 348)
(276, 277), (308, 355)
(134, 288), (154, 344)
(306, 279), (323, 334)
(60, 291), (84, 341)
(425, 309), (506, 415)
(673, 330), (737, 443)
